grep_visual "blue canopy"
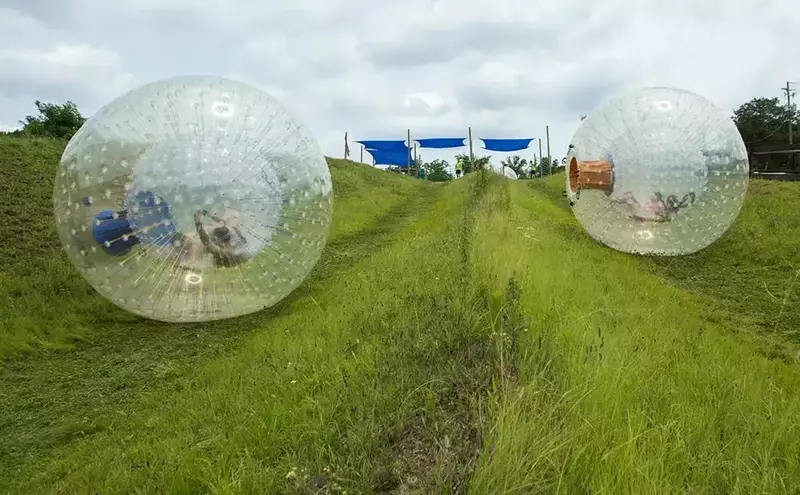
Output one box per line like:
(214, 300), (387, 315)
(367, 149), (411, 166)
(416, 137), (466, 149)
(356, 140), (408, 152)
(480, 138), (534, 152)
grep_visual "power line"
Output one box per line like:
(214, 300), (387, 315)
(743, 82), (797, 146)
(745, 118), (790, 145)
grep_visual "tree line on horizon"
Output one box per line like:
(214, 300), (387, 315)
(389, 153), (566, 182)
(2, 94), (798, 179)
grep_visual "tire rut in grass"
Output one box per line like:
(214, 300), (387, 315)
(359, 175), (527, 494)
(295, 184), (441, 292)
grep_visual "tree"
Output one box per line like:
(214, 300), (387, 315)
(0, 127), (24, 137)
(455, 153), (490, 173)
(455, 153), (471, 173)
(500, 155), (528, 177)
(732, 97), (797, 148)
(19, 100), (86, 139)
(552, 157), (567, 173)
(473, 155), (491, 171)
(425, 159), (454, 182)
(540, 156), (553, 176)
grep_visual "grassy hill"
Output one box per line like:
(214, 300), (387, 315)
(1, 135), (800, 493)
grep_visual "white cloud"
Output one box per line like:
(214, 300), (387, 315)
(0, 8), (135, 124)
(403, 92), (450, 116)
(0, 44), (133, 92)
(0, 0), (798, 165)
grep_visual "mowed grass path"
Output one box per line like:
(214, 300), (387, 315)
(2, 136), (800, 493)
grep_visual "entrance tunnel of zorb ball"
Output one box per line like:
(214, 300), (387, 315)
(568, 156), (614, 196)
(53, 75), (333, 323)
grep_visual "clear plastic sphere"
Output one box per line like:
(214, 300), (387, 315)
(53, 75), (333, 322)
(565, 87), (749, 256)
(491, 164), (518, 180)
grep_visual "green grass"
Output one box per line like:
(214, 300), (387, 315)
(2, 137), (800, 493)
(0, 139), (429, 358)
(531, 174), (800, 350)
(468, 177), (800, 493)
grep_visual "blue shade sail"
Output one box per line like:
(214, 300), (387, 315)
(367, 149), (411, 166)
(416, 137), (466, 148)
(480, 138), (534, 152)
(355, 140), (408, 152)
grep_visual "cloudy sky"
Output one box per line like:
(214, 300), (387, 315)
(1, 0), (798, 166)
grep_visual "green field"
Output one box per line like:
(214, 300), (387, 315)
(1, 135), (800, 493)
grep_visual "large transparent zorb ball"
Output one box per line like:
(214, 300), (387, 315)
(565, 87), (749, 255)
(53, 75), (333, 322)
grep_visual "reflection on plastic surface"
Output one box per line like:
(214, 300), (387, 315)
(565, 87), (749, 256)
(53, 75), (333, 322)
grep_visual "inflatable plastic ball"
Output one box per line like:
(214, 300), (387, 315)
(53, 75), (333, 322)
(565, 86), (749, 256)
(491, 164), (518, 180)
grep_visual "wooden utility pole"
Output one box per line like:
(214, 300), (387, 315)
(538, 138), (543, 174)
(414, 143), (418, 177)
(468, 126), (474, 161)
(406, 129), (411, 174)
(360, 145), (364, 164)
(545, 125), (551, 174)
(784, 81), (795, 144)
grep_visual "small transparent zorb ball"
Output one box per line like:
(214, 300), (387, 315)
(53, 75), (333, 322)
(565, 87), (749, 256)
(491, 164), (518, 180)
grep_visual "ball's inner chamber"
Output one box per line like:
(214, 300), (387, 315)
(571, 127), (717, 223)
(119, 142), (284, 269)
(88, 141), (285, 271)
(64, 134), (330, 321)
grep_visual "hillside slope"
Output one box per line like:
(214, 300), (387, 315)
(469, 176), (800, 493)
(0, 137), (428, 357)
(2, 137), (800, 493)
(531, 174), (800, 343)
